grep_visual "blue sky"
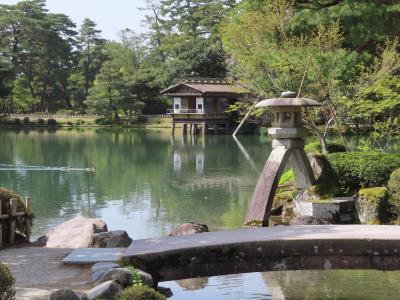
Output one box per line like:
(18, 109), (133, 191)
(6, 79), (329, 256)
(0, 0), (148, 40)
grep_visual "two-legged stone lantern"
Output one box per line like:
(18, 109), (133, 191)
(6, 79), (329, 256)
(244, 91), (321, 227)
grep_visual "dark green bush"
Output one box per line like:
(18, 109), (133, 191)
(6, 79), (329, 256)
(0, 261), (15, 300)
(327, 152), (400, 193)
(117, 286), (166, 300)
(95, 118), (112, 125)
(23, 117), (30, 125)
(47, 118), (57, 126)
(37, 118), (45, 125)
(388, 168), (400, 219)
(75, 119), (85, 125)
(13, 118), (21, 125)
(305, 142), (346, 154)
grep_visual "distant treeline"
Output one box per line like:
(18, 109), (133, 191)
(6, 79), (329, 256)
(0, 0), (399, 124)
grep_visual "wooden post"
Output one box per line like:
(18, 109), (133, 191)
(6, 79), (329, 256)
(171, 123), (176, 136)
(189, 124), (193, 135)
(9, 198), (17, 245)
(25, 197), (32, 242)
(213, 124), (218, 135)
(193, 124), (198, 135)
(182, 124), (187, 135)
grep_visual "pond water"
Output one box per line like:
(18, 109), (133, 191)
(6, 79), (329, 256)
(1, 128), (400, 299)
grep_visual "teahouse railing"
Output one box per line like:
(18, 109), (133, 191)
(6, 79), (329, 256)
(0, 197), (32, 248)
(167, 109), (223, 114)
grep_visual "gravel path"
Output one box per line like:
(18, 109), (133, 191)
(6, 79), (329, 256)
(0, 247), (92, 299)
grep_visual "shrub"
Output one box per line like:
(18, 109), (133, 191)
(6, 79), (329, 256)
(66, 121), (73, 126)
(95, 118), (112, 125)
(117, 286), (166, 300)
(388, 168), (400, 219)
(22, 117), (30, 125)
(37, 118), (45, 125)
(75, 119), (85, 126)
(305, 142), (346, 154)
(47, 118), (57, 126)
(327, 152), (400, 193)
(13, 118), (21, 125)
(0, 261), (15, 300)
(126, 266), (143, 286)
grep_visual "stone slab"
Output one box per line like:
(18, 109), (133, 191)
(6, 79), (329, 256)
(63, 248), (126, 265)
(122, 225), (400, 282)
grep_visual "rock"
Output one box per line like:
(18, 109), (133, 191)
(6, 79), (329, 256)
(46, 215), (107, 248)
(169, 222), (209, 236)
(92, 262), (120, 274)
(355, 187), (389, 224)
(87, 281), (123, 300)
(289, 216), (330, 225)
(49, 289), (80, 300)
(96, 268), (132, 288)
(90, 230), (132, 248)
(157, 286), (173, 298)
(176, 277), (208, 291)
(307, 153), (339, 184)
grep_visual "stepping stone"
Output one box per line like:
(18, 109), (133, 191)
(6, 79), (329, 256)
(63, 248), (126, 265)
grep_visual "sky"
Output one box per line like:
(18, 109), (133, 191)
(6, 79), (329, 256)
(0, 0), (148, 40)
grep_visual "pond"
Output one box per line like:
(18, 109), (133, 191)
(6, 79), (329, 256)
(1, 128), (400, 299)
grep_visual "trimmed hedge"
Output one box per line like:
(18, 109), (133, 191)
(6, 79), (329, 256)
(0, 262), (15, 300)
(327, 152), (400, 193)
(388, 168), (400, 219)
(117, 286), (166, 300)
(305, 142), (346, 154)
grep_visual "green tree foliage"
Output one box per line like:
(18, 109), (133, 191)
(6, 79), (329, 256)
(0, 0), (76, 112)
(85, 43), (144, 119)
(69, 18), (107, 110)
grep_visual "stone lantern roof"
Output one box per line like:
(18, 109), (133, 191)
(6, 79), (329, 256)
(255, 91), (321, 108)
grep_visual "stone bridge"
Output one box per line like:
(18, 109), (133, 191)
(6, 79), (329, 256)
(122, 225), (400, 283)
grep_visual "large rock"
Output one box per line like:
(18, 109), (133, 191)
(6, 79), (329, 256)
(356, 187), (389, 224)
(307, 153), (339, 185)
(169, 222), (209, 236)
(87, 281), (123, 300)
(90, 230), (132, 248)
(96, 268), (132, 288)
(46, 216), (107, 248)
(289, 216), (329, 225)
(49, 289), (82, 300)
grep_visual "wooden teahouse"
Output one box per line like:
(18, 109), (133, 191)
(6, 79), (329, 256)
(161, 78), (246, 135)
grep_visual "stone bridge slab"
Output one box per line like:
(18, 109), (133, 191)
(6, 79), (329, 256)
(122, 225), (400, 282)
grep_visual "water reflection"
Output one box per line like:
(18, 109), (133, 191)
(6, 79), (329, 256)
(1, 128), (399, 299)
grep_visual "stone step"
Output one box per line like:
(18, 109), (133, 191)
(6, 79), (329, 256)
(63, 248), (127, 265)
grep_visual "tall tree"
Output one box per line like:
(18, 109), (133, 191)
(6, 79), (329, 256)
(70, 18), (106, 110)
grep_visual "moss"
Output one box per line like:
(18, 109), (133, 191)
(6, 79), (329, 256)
(244, 220), (264, 227)
(279, 169), (294, 185)
(116, 285), (166, 300)
(307, 183), (340, 200)
(0, 262), (15, 300)
(357, 187), (390, 224)
(273, 191), (293, 209)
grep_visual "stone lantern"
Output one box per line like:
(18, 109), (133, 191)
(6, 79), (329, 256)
(244, 91), (322, 227)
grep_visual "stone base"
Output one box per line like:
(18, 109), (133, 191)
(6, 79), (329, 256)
(293, 197), (356, 224)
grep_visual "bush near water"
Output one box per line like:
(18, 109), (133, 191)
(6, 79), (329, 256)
(0, 262), (15, 300)
(116, 285), (166, 300)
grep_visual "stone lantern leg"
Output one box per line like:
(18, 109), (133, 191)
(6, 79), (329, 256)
(244, 91), (321, 227)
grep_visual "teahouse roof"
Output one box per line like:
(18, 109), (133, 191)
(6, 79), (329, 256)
(160, 78), (247, 97)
